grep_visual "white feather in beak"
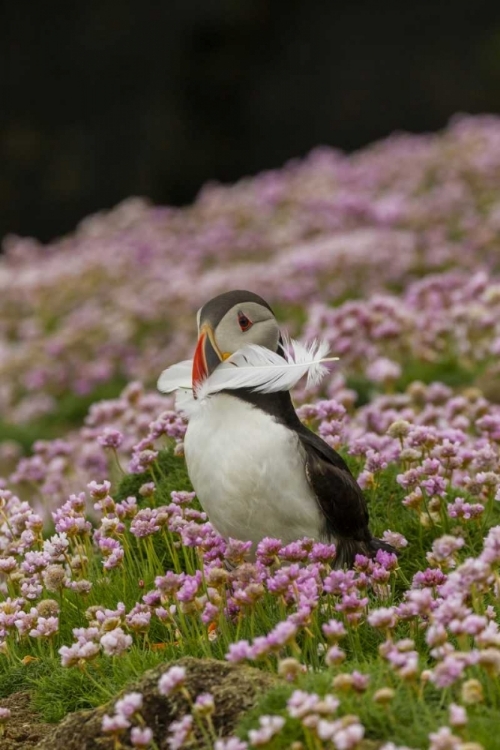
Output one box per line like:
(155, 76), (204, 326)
(157, 338), (337, 417)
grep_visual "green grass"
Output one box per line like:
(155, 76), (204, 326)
(29, 650), (167, 722)
(115, 446), (195, 503)
(1, 445), (495, 729)
(346, 356), (485, 407)
(6, 451), (493, 736)
(0, 378), (127, 453)
(396, 357), (484, 391)
(237, 667), (500, 749)
(0, 445), (198, 719)
(1, 418), (499, 747)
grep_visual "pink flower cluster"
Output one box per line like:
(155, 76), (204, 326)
(102, 691), (153, 748)
(1, 115), (500, 432)
(298, 381), (500, 535)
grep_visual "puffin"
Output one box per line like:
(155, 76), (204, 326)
(158, 290), (395, 567)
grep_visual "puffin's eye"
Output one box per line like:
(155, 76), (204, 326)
(238, 311), (253, 332)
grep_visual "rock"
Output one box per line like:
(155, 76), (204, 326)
(1, 691), (52, 750)
(35, 657), (279, 749)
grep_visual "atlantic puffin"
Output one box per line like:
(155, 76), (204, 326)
(158, 290), (395, 566)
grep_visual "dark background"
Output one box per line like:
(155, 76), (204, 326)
(3, 0), (500, 243)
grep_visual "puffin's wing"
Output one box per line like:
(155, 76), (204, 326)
(298, 428), (370, 541)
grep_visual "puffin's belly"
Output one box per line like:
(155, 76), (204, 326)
(184, 394), (323, 546)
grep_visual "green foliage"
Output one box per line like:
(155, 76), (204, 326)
(238, 668), (500, 749)
(54, 379), (129, 425)
(396, 358), (482, 391)
(0, 445), (200, 722)
(346, 356), (486, 407)
(0, 420), (52, 454)
(29, 650), (167, 722)
(1, 415), (499, 743)
(0, 660), (51, 699)
(0, 378), (127, 453)
(115, 446), (194, 503)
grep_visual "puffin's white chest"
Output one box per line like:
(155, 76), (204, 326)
(183, 393), (323, 547)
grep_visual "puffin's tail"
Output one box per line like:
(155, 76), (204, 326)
(334, 536), (398, 569)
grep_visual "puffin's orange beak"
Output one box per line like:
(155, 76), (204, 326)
(192, 324), (224, 391)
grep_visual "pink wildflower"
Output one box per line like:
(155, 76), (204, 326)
(158, 666), (187, 696)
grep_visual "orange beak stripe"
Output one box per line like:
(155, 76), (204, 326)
(192, 324), (224, 393)
(192, 331), (208, 391)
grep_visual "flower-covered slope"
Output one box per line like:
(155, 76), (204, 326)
(1, 116), (500, 749)
(2, 115), (500, 428)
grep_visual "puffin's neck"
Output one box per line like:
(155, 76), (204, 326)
(223, 388), (303, 431)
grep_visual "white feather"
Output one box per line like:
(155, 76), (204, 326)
(157, 360), (193, 393)
(197, 338), (337, 398)
(157, 338), (337, 409)
(281, 336), (332, 389)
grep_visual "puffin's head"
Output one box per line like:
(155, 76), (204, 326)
(192, 290), (280, 389)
